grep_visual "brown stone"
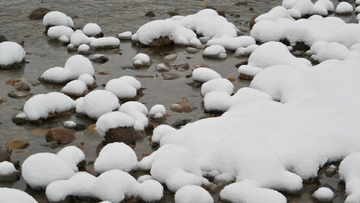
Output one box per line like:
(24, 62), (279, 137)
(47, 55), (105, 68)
(235, 60), (248, 68)
(239, 73), (254, 80)
(166, 11), (179, 17)
(12, 115), (26, 125)
(0, 147), (10, 162)
(227, 78), (237, 82)
(250, 14), (260, 28)
(217, 10), (225, 17)
(14, 82), (31, 91)
(145, 11), (155, 18)
(28, 8), (52, 20)
(173, 63), (190, 71)
(5, 79), (14, 86)
(134, 75), (154, 79)
(104, 126), (141, 145)
(170, 97), (193, 113)
(5, 139), (29, 150)
(162, 73), (180, 80)
(194, 64), (211, 69)
(46, 128), (76, 145)
(148, 36), (174, 47)
(7, 90), (33, 99)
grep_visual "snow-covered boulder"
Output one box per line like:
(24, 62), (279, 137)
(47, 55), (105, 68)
(61, 80), (88, 97)
(0, 41), (25, 69)
(75, 90), (120, 119)
(151, 125), (177, 144)
(83, 23), (101, 37)
(117, 31), (132, 40)
(0, 188), (37, 203)
(311, 187), (335, 202)
(94, 142), (138, 173)
(90, 37), (120, 49)
(201, 78), (234, 96)
(192, 67), (222, 83)
(206, 35), (256, 51)
(132, 53), (151, 67)
(203, 45), (227, 59)
(22, 152), (75, 189)
(70, 32), (91, 47)
(149, 104), (167, 118)
(335, 2), (353, 15)
(56, 146), (85, 172)
(105, 78), (138, 100)
(0, 161), (19, 182)
(43, 11), (74, 28)
(339, 152), (360, 202)
(23, 92), (75, 121)
(47, 25), (74, 40)
(174, 185), (213, 203)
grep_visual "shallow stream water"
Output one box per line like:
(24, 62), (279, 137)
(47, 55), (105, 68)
(0, 0), (353, 202)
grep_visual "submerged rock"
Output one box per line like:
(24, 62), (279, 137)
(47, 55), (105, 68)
(89, 54), (109, 64)
(28, 8), (52, 20)
(14, 82), (31, 91)
(0, 148), (10, 162)
(145, 11), (155, 17)
(170, 97), (194, 113)
(45, 128), (76, 145)
(162, 73), (180, 80)
(5, 139), (29, 150)
(7, 90), (33, 99)
(104, 127), (142, 145)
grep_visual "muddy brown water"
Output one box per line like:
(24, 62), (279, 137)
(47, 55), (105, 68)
(0, 0), (353, 202)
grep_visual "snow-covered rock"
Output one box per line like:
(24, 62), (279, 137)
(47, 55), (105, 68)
(47, 25), (74, 40)
(61, 80), (88, 97)
(0, 188), (37, 203)
(312, 187), (335, 202)
(70, 32), (91, 47)
(132, 53), (151, 67)
(152, 125), (177, 143)
(0, 41), (25, 68)
(95, 112), (135, 137)
(56, 146), (85, 172)
(149, 104), (166, 118)
(335, 2), (353, 15)
(174, 185), (213, 203)
(117, 31), (132, 40)
(0, 161), (18, 176)
(83, 23), (101, 37)
(105, 78), (138, 99)
(75, 90), (120, 119)
(43, 11), (74, 28)
(203, 45), (227, 59)
(94, 142), (138, 173)
(90, 37), (120, 49)
(201, 78), (234, 96)
(192, 67), (222, 83)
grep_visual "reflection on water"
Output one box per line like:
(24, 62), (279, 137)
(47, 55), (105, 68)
(0, 0), (350, 202)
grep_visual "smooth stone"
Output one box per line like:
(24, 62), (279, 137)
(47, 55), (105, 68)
(28, 8), (51, 20)
(89, 54), (109, 64)
(155, 63), (171, 72)
(12, 115), (27, 125)
(14, 82), (31, 91)
(104, 126), (142, 145)
(235, 60), (248, 68)
(145, 11), (155, 17)
(0, 171), (20, 182)
(186, 47), (199, 53)
(166, 11), (179, 16)
(0, 148), (10, 162)
(5, 139), (29, 150)
(164, 53), (178, 60)
(162, 73), (180, 80)
(45, 128), (76, 145)
(172, 119), (191, 129)
(172, 63), (189, 71)
(170, 97), (193, 113)
(7, 90), (33, 99)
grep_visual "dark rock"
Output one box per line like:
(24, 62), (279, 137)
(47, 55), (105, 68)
(293, 41), (310, 51)
(170, 97), (194, 113)
(250, 14), (260, 28)
(104, 127), (142, 145)
(28, 8), (52, 20)
(14, 82), (31, 91)
(12, 115), (26, 125)
(5, 139), (30, 149)
(0, 171), (20, 183)
(45, 128), (76, 145)
(235, 60), (248, 68)
(139, 36), (173, 47)
(0, 35), (7, 43)
(89, 54), (109, 64)
(167, 11), (179, 17)
(0, 147), (11, 162)
(162, 73), (180, 80)
(74, 124), (87, 131)
(238, 73), (254, 80)
(172, 119), (191, 129)
(7, 90), (33, 99)
(134, 75), (154, 79)
(217, 10), (225, 17)
(172, 63), (190, 71)
(145, 11), (155, 17)
(155, 63), (171, 72)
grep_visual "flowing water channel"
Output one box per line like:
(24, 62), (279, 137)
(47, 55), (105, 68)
(0, 0), (353, 202)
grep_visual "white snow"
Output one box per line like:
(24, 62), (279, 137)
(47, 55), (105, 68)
(201, 78), (234, 96)
(56, 146), (85, 172)
(63, 120), (76, 128)
(132, 53), (151, 66)
(119, 76), (141, 90)
(339, 152), (360, 202)
(192, 67), (222, 83)
(77, 44), (90, 52)
(83, 23), (101, 36)
(90, 37), (120, 49)
(149, 104), (166, 117)
(0, 41), (25, 67)
(118, 31), (132, 40)
(206, 35), (256, 51)
(75, 90), (120, 119)
(95, 112), (135, 137)
(47, 25), (74, 39)
(43, 11), (74, 27)
(105, 78), (137, 99)
(78, 73), (94, 86)
(119, 101), (148, 115)
(41, 54), (94, 83)
(61, 80), (87, 96)
(203, 45), (226, 58)
(23, 92), (75, 121)
(306, 41), (350, 62)
(0, 161), (17, 176)
(152, 125), (177, 143)
(312, 187), (335, 201)
(22, 152), (75, 189)
(335, 2), (353, 14)
(174, 185), (213, 203)
(0, 188), (37, 203)
(70, 32), (91, 47)
(94, 142), (138, 173)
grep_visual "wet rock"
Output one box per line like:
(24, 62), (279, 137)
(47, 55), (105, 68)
(172, 119), (191, 129)
(0, 97), (7, 105)
(167, 11), (179, 17)
(104, 127), (141, 145)
(155, 63), (171, 72)
(186, 47), (199, 53)
(0, 35), (7, 43)
(14, 82), (31, 91)
(7, 90), (33, 99)
(194, 63), (211, 69)
(235, 60), (248, 68)
(250, 14), (260, 28)
(170, 97), (194, 113)
(45, 128), (76, 145)
(0, 147), (11, 162)
(164, 53), (178, 60)
(162, 73), (180, 80)
(28, 8), (52, 20)
(145, 11), (155, 17)
(5, 79), (14, 86)
(0, 170), (20, 183)
(74, 124), (87, 131)
(239, 73), (254, 80)
(89, 54), (109, 64)
(228, 78), (237, 82)
(5, 139), (29, 150)
(144, 36), (174, 47)
(217, 10), (226, 17)
(173, 63), (189, 71)
(134, 75), (154, 79)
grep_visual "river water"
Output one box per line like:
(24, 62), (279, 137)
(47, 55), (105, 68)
(0, 0), (350, 202)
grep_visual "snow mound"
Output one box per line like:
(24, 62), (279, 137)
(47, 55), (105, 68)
(203, 45), (227, 59)
(61, 80), (87, 96)
(22, 152), (75, 189)
(83, 23), (101, 36)
(0, 188), (37, 203)
(78, 73), (94, 86)
(132, 53), (151, 66)
(43, 11), (74, 27)
(312, 187), (335, 202)
(149, 104), (166, 117)
(0, 161), (18, 176)
(75, 90), (120, 119)
(201, 78), (234, 96)
(339, 152), (360, 202)
(94, 142), (138, 174)
(192, 67), (222, 83)
(23, 92), (75, 121)
(119, 101), (148, 115)
(57, 146), (85, 172)
(174, 185), (213, 203)
(0, 41), (25, 67)
(105, 78), (137, 99)
(95, 112), (135, 137)
(152, 125), (177, 143)
(206, 35), (256, 51)
(90, 37), (120, 49)
(336, 2), (353, 14)
(118, 31), (132, 40)
(47, 25), (74, 40)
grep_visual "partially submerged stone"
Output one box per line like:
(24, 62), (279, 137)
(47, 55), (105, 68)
(5, 139), (30, 150)
(45, 128), (76, 145)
